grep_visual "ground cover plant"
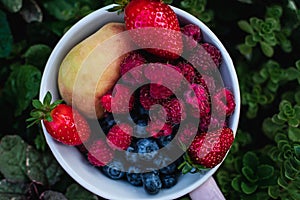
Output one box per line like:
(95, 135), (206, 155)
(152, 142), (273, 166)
(0, 0), (299, 199)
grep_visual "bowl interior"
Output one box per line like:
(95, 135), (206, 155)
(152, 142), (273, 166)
(40, 4), (240, 200)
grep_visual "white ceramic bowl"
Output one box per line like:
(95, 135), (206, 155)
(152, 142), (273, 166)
(40, 4), (240, 200)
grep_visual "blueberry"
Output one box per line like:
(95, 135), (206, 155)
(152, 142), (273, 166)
(102, 160), (125, 180)
(161, 174), (177, 188)
(156, 134), (174, 148)
(126, 166), (143, 186)
(153, 154), (177, 174)
(98, 113), (115, 134)
(136, 138), (159, 161)
(142, 172), (162, 194)
(125, 146), (138, 163)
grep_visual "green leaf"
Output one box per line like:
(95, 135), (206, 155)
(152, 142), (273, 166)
(242, 166), (258, 183)
(257, 164), (274, 180)
(241, 181), (258, 194)
(243, 151), (259, 170)
(40, 190), (67, 200)
(238, 44), (252, 57)
(294, 145), (300, 157)
(23, 44), (52, 69)
(268, 185), (280, 199)
(42, 0), (80, 21)
(0, 10), (13, 58)
(0, 179), (28, 200)
(288, 127), (300, 142)
(260, 41), (274, 57)
(0, 135), (28, 182)
(3, 65), (41, 116)
(0, 0), (22, 13)
(231, 176), (242, 192)
(238, 20), (254, 34)
(284, 160), (298, 180)
(65, 184), (98, 200)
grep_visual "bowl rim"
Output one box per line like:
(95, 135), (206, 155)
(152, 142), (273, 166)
(39, 4), (240, 200)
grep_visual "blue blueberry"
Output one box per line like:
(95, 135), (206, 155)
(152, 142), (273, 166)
(126, 166), (143, 186)
(142, 172), (162, 194)
(136, 138), (159, 161)
(153, 154), (177, 175)
(161, 174), (177, 188)
(98, 113), (115, 134)
(156, 134), (174, 148)
(125, 146), (138, 163)
(102, 160), (125, 180)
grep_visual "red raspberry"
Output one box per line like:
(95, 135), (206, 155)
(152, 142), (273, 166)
(106, 123), (133, 151)
(189, 43), (222, 72)
(213, 88), (236, 117)
(184, 84), (211, 132)
(100, 84), (135, 114)
(162, 98), (186, 124)
(149, 83), (173, 99)
(87, 139), (114, 167)
(177, 62), (196, 84)
(181, 24), (202, 51)
(177, 122), (198, 148)
(146, 121), (173, 138)
(144, 63), (182, 96)
(120, 52), (146, 85)
(139, 85), (161, 110)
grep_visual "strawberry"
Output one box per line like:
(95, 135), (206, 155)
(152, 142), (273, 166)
(27, 92), (90, 146)
(87, 139), (114, 167)
(178, 127), (234, 172)
(106, 123), (133, 150)
(112, 0), (183, 59)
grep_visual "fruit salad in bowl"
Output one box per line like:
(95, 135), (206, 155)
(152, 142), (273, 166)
(33, 1), (240, 199)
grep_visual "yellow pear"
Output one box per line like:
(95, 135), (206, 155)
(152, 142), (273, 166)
(58, 22), (134, 119)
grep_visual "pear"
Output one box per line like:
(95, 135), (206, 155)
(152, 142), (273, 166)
(58, 22), (135, 119)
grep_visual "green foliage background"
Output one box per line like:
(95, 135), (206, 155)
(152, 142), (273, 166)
(0, 0), (299, 199)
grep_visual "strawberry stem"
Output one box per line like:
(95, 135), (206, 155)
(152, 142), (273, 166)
(26, 91), (63, 128)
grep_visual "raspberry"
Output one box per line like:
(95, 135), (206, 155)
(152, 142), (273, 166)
(139, 85), (161, 110)
(87, 139), (114, 167)
(189, 43), (222, 73)
(162, 98), (186, 124)
(184, 84), (211, 118)
(177, 122), (198, 148)
(120, 52), (146, 85)
(213, 88), (236, 117)
(149, 83), (173, 99)
(177, 62), (196, 84)
(184, 84), (211, 132)
(147, 121), (173, 138)
(100, 93), (112, 112)
(106, 123), (133, 151)
(144, 63), (182, 94)
(202, 43), (222, 67)
(181, 24), (202, 51)
(101, 84), (135, 114)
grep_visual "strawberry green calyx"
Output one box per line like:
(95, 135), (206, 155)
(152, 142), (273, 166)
(107, 0), (131, 13)
(26, 91), (63, 127)
(178, 150), (207, 174)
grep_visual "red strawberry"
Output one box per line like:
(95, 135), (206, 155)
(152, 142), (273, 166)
(87, 139), (114, 167)
(106, 123), (133, 150)
(27, 92), (90, 146)
(187, 127), (234, 168)
(122, 0), (183, 59)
